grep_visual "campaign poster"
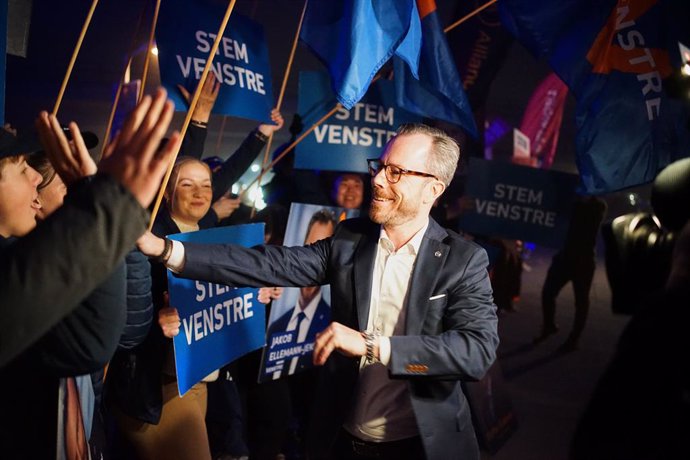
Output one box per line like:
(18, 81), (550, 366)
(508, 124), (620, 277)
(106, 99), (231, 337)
(167, 223), (266, 395)
(258, 203), (359, 382)
(156, 0), (274, 123)
(295, 71), (422, 173)
(458, 158), (579, 247)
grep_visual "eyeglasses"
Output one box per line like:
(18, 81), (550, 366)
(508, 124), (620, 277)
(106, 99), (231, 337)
(367, 159), (438, 184)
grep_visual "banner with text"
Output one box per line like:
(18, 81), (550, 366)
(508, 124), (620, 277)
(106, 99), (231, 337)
(295, 71), (422, 172)
(458, 158), (578, 247)
(258, 203), (359, 382)
(167, 223), (266, 395)
(157, 0), (274, 123)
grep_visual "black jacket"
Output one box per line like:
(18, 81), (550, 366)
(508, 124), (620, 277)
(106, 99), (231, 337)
(0, 174), (148, 459)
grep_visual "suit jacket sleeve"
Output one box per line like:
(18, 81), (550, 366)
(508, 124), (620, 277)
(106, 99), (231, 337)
(180, 237), (332, 289)
(388, 244), (498, 381)
(0, 174), (148, 368)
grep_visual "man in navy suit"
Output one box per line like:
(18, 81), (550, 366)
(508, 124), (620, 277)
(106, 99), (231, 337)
(141, 123), (498, 460)
(265, 209), (336, 379)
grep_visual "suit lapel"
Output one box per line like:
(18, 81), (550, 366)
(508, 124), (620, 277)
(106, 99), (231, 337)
(353, 224), (379, 331)
(405, 220), (449, 335)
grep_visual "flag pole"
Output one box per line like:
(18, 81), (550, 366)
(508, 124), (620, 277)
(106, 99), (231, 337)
(139, 0), (162, 102)
(149, 0), (238, 230)
(52, 0), (99, 115)
(240, 103), (341, 201)
(250, 0), (309, 217)
(443, 0), (497, 33)
(100, 6), (147, 160)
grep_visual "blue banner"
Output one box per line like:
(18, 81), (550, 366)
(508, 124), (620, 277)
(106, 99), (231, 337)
(156, 0), (274, 123)
(296, 71), (422, 172)
(458, 158), (578, 247)
(167, 224), (266, 395)
(499, 0), (690, 193)
(258, 203), (359, 382)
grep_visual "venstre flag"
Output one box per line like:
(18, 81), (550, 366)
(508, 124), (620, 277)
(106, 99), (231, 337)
(157, 0), (274, 123)
(296, 71), (422, 172)
(500, 0), (690, 194)
(167, 224), (266, 396)
(300, 0), (421, 109)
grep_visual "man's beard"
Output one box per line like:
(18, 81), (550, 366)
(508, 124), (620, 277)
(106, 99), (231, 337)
(369, 192), (420, 227)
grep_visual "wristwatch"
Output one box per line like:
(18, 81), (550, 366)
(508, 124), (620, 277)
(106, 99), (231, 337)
(362, 330), (378, 363)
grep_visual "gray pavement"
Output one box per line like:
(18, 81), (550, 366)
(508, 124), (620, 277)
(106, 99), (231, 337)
(481, 246), (630, 460)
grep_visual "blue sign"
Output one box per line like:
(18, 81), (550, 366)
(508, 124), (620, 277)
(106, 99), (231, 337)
(458, 158), (579, 247)
(167, 223), (266, 395)
(157, 0), (274, 123)
(296, 71), (422, 172)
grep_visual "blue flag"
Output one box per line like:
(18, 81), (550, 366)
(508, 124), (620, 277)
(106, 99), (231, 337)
(500, 0), (690, 193)
(394, 0), (478, 137)
(300, 0), (421, 109)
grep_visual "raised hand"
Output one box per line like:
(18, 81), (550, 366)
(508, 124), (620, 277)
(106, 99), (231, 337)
(35, 114), (97, 185)
(257, 108), (285, 137)
(178, 73), (220, 124)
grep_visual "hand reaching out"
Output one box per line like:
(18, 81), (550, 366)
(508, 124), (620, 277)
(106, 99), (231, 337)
(35, 114), (97, 185)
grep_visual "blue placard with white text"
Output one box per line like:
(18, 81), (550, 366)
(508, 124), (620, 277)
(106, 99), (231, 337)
(296, 71), (422, 172)
(167, 223), (265, 395)
(156, 0), (274, 123)
(458, 158), (578, 247)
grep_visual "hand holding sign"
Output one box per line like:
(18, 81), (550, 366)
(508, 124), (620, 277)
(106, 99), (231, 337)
(159, 304), (182, 338)
(257, 108), (285, 137)
(178, 73), (220, 124)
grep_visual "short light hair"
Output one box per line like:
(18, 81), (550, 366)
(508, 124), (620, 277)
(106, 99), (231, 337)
(394, 123), (460, 187)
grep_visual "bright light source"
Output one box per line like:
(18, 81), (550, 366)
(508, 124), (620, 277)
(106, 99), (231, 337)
(151, 47), (159, 56)
(250, 164), (260, 172)
(247, 185), (266, 210)
(231, 184), (239, 194)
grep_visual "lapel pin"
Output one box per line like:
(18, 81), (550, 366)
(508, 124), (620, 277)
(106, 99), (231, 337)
(434, 251), (442, 257)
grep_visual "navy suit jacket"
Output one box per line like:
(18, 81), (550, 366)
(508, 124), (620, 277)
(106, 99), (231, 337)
(180, 217), (498, 460)
(265, 296), (330, 378)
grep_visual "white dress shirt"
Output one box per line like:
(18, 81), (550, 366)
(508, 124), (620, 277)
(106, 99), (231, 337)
(343, 220), (428, 442)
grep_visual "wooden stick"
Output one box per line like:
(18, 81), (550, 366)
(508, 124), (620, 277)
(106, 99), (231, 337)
(214, 116), (228, 155)
(443, 0), (497, 34)
(149, 0), (238, 230)
(240, 103), (342, 201)
(139, 0), (162, 102)
(250, 0), (309, 217)
(100, 56), (133, 160)
(52, 0), (99, 115)
(100, 5), (148, 160)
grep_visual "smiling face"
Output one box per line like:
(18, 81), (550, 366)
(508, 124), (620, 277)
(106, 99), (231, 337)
(166, 160), (213, 226)
(368, 133), (441, 230)
(0, 156), (43, 238)
(334, 173), (364, 210)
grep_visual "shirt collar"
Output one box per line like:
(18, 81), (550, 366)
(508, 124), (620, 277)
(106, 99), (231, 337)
(291, 289), (322, 322)
(378, 219), (429, 255)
